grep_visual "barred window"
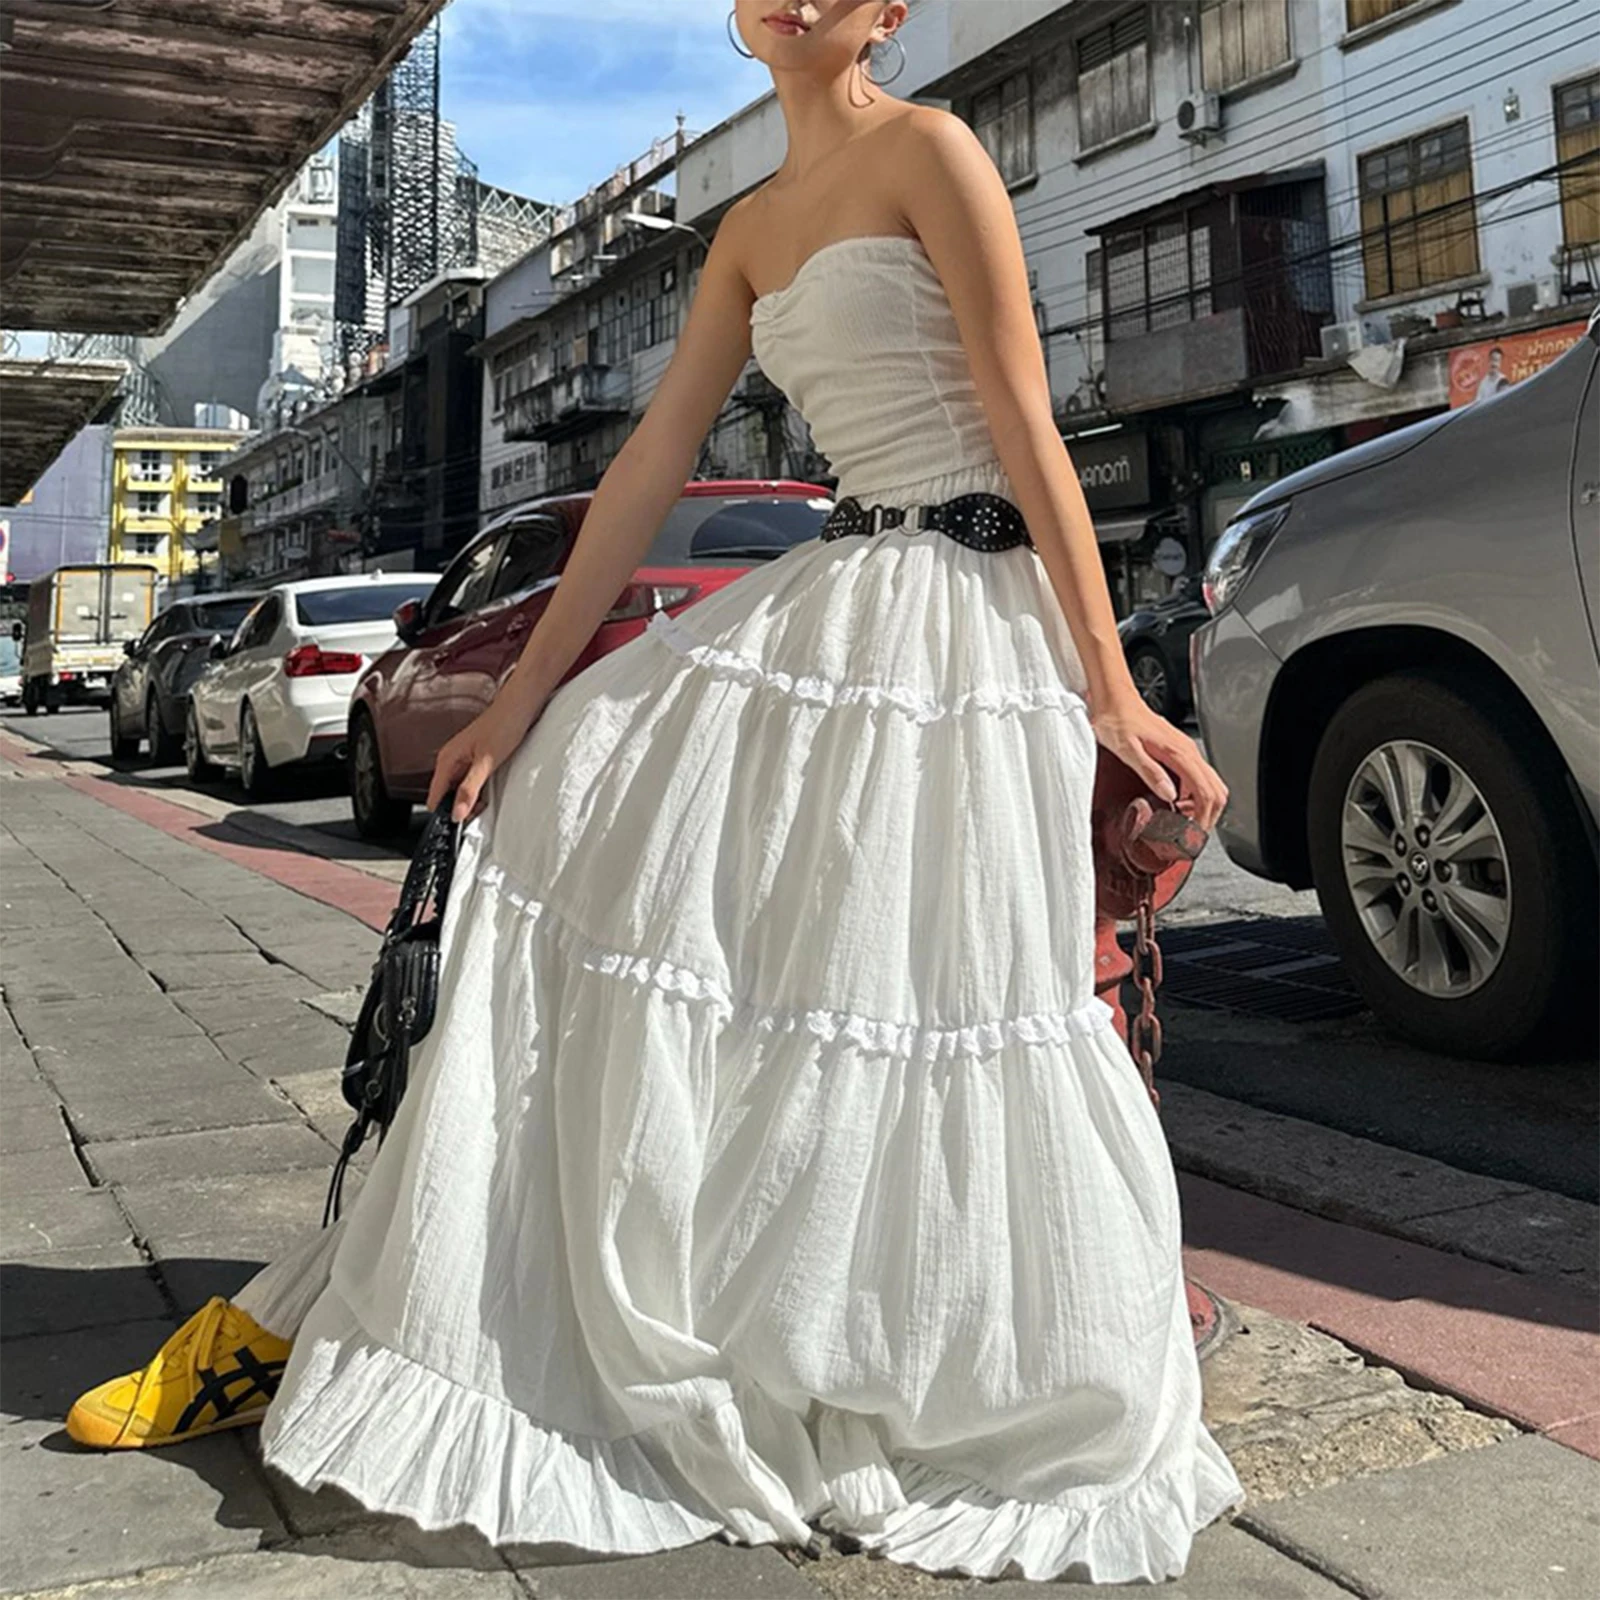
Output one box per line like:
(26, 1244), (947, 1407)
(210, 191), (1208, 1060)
(969, 67), (1034, 185)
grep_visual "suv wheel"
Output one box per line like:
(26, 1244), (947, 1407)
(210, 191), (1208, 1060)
(349, 711), (412, 841)
(109, 696), (139, 760)
(147, 691), (183, 765)
(238, 703), (276, 800)
(1127, 642), (1176, 719)
(185, 703), (221, 783)
(1307, 671), (1596, 1060)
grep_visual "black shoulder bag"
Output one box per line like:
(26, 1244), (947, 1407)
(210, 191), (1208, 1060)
(323, 799), (462, 1226)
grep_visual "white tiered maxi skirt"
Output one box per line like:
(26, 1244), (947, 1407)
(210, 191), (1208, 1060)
(234, 526), (1246, 1584)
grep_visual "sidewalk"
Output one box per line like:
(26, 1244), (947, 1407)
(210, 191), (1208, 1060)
(2, 736), (1596, 1600)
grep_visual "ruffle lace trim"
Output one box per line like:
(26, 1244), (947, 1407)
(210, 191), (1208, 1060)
(476, 863), (1114, 1062)
(646, 610), (1087, 727)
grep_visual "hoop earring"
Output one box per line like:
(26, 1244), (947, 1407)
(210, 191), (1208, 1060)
(863, 32), (906, 85)
(726, 8), (755, 58)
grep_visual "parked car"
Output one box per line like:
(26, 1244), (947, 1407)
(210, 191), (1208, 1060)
(0, 628), (22, 706)
(348, 479), (835, 838)
(20, 563), (159, 713)
(186, 572), (438, 798)
(1191, 308), (1599, 1061)
(108, 591), (267, 762)
(1117, 579), (1208, 720)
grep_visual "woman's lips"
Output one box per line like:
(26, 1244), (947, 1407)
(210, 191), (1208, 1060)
(763, 15), (807, 34)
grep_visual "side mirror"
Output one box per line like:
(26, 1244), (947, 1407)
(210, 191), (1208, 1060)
(207, 633), (227, 661)
(124, 639), (140, 658)
(10, 623), (22, 643)
(393, 597), (424, 645)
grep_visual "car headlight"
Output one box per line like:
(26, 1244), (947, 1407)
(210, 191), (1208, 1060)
(1203, 502), (1290, 616)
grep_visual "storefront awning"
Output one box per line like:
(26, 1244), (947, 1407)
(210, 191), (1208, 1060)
(1094, 516), (1152, 545)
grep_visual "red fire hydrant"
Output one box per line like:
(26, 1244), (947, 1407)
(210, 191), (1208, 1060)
(1090, 757), (1227, 1357)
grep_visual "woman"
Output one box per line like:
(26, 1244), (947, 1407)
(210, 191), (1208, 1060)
(67, 1), (1246, 1582)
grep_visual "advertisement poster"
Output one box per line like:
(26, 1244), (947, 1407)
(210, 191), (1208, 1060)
(1448, 322), (1588, 408)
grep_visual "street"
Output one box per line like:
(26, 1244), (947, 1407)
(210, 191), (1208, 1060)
(11, 703), (1594, 1205)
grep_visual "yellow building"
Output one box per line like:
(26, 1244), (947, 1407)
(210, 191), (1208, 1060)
(108, 427), (249, 586)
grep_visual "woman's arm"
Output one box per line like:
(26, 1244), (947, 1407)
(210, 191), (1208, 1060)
(428, 207), (762, 819)
(897, 110), (1227, 828)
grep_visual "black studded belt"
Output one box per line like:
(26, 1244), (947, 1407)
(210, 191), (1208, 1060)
(819, 491), (1033, 552)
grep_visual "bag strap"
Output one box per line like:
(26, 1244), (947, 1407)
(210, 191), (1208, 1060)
(383, 799), (462, 945)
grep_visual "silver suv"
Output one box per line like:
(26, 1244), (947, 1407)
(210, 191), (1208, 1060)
(1193, 310), (1599, 1060)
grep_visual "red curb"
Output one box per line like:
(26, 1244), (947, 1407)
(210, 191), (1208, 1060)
(1179, 1172), (1600, 1457)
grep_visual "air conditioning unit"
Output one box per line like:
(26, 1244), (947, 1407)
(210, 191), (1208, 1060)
(1176, 93), (1223, 144)
(1505, 277), (1561, 318)
(1319, 320), (1365, 362)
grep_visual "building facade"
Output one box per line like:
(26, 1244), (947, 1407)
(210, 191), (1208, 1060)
(0, 424), (114, 582)
(473, 0), (1596, 614)
(107, 426), (247, 590)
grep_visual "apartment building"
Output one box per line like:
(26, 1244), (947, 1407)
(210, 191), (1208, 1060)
(107, 426), (247, 589)
(472, 1), (1596, 611)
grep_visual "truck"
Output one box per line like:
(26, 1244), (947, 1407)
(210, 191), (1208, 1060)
(20, 564), (160, 714)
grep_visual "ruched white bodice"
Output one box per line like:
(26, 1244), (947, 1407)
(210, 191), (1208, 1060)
(750, 233), (1018, 508)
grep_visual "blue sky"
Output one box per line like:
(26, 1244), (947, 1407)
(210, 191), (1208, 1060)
(439, 0), (776, 204)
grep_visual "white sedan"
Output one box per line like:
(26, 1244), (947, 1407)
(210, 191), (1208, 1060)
(186, 573), (437, 797)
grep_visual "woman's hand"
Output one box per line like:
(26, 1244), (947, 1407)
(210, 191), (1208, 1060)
(1090, 691), (1230, 832)
(426, 682), (551, 823)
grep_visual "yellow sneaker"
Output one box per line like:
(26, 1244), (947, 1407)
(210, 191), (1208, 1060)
(66, 1297), (292, 1450)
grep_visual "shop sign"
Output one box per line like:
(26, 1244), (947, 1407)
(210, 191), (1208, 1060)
(1068, 431), (1150, 511)
(1448, 322), (1587, 408)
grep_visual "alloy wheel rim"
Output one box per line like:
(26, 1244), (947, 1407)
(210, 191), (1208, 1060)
(353, 724), (377, 817)
(241, 710), (257, 787)
(1339, 738), (1511, 998)
(1131, 653), (1167, 709)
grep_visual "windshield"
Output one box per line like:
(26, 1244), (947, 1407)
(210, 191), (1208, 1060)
(292, 581), (436, 627)
(644, 495), (832, 564)
(192, 599), (260, 635)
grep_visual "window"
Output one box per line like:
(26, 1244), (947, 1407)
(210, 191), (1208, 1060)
(194, 492), (222, 519)
(643, 496), (833, 565)
(969, 67), (1034, 185)
(490, 517), (568, 601)
(129, 534), (163, 556)
(1077, 8), (1149, 151)
(1347, 0), (1431, 28)
(1556, 74), (1600, 248)
(1359, 120), (1478, 299)
(231, 596), (280, 654)
(135, 492), (162, 516)
(1102, 212), (1213, 340)
(1201, 0), (1290, 93)
(429, 539), (505, 624)
(133, 449), (164, 482)
(293, 582), (435, 627)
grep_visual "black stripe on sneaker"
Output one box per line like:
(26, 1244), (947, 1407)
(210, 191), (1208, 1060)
(174, 1348), (287, 1436)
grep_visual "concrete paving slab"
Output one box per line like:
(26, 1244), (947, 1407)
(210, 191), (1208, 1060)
(1394, 1188), (1599, 1284)
(0, 1140), (90, 1197)
(168, 987), (329, 1037)
(35, 1033), (250, 1089)
(1, 1187), (130, 1258)
(507, 1537), (824, 1598)
(117, 1167), (335, 1259)
(1242, 1433), (1600, 1599)
(926, 1520), (1350, 1598)
(10, 993), (204, 1046)
(1, 961), (160, 1003)
(157, 1254), (288, 1316)
(114, 922), (259, 956)
(0, 1320), (285, 1593)
(65, 1080), (301, 1145)
(142, 953), (305, 993)
(0, 1100), (70, 1155)
(0, 1244), (168, 1340)
(210, 1009), (361, 1080)
(85, 1122), (334, 1187)
(10, 1548), (528, 1598)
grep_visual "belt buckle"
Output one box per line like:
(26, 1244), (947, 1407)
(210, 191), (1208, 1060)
(868, 502), (906, 536)
(901, 500), (930, 535)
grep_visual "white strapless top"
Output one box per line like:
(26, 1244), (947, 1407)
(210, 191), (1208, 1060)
(749, 233), (1020, 509)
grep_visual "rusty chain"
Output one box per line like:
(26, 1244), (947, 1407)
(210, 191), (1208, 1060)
(1128, 882), (1164, 1113)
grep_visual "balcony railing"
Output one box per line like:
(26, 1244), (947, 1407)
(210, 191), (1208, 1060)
(504, 364), (631, 444)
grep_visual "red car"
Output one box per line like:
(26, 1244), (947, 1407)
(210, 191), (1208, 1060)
(347, 479), (835, 838)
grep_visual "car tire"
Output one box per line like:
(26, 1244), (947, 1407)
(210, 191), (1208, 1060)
(349, 710), (413, 842)
(184, 702), (221, 784)
(109, 696), (140, 760)
(238, 703), (276, 800)
(147, 691), (183, 765)
(1127, 641), (1177, 719)
(1306, 670), (1596, 1062)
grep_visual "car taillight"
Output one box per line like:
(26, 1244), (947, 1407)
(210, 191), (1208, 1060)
(603, 582), (698, 623)
(284, 643), (364, 677)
